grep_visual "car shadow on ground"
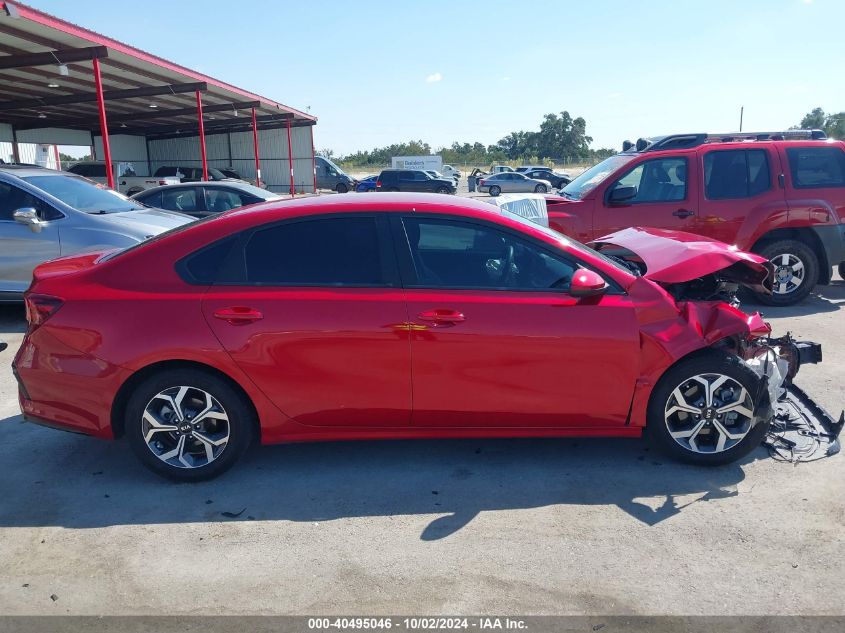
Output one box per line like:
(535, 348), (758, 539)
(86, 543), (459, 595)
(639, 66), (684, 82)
(743, 280), (844, 317)
(0, 416), (755, 539)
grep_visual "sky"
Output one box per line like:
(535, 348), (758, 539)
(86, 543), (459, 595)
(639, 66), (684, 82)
(27, 0), (845, 157)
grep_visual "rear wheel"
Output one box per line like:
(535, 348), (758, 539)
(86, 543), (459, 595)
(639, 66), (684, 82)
(489, 185), (501, 197)
(125, 369), (254, 482)
(534, 184), (547, 193)
(752, 239), (818, 305)
(647, 351), (768, 466)
(335, 183), (349, 194)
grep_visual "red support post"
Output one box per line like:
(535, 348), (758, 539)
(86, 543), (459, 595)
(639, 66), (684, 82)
(286, 117), (295, 196)
(92, 57), (114, 189)
(52, 144), (61, 170)
(196, 90), (208, 181)
(251, 107), (261, 188)
(309, 125), (317, 193)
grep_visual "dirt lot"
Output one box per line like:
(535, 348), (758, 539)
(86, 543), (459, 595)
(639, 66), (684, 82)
(0, 280), (843, 616)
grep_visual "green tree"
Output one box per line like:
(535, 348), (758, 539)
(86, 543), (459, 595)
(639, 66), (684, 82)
(795, 107), (845, 138)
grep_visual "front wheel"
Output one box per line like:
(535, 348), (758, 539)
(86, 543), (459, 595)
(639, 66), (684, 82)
(752, 239), (818, 305)
(125, 369), (254, 482)
(436, 186), (450, 194)
(335, 183), (349, 194)
(647, 351), (768, 466)
(489, 185), (501, 197)
(534, 184), (547, 193)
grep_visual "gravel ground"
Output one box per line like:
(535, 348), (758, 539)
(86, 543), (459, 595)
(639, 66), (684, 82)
(0, 279), (842, 616)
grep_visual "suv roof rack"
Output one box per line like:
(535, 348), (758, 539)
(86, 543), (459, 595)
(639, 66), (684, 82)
(622, 129), (827, 153)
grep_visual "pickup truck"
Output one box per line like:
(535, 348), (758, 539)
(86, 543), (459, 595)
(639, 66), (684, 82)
(546, 130), (845, 305)
(67, 161), (180, 195)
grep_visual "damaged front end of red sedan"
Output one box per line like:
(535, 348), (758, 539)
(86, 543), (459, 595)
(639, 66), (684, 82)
(591, 227), (843, 460)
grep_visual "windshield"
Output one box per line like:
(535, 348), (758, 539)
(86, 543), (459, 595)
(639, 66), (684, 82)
(232, 183), (282, 199)
(22, 174), (146, 213)
(503, 210), (635, 276)
(560, 154), (635, 200)
(321, 157), (347, 176)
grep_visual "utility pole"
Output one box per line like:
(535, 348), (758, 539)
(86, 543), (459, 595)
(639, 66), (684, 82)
(739, 106), (744, 132)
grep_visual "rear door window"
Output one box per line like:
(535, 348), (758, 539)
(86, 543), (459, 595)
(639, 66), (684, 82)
(239, 216), (386, 286)
(703, 149), (771, 199)
(160, 187), (199, 212)
(786, 147), (845, 188)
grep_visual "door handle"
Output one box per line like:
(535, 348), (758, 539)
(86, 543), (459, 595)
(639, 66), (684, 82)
(417, 309), (466, 325)
(673, 208), (695, 218)
(213, 306), (263, 325)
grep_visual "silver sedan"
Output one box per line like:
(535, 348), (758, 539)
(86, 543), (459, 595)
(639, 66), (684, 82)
(477, 172), (553, 196)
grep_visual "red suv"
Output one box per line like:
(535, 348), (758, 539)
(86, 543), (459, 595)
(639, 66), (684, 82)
(13, 193), (830, 481)
(548, 130), (845, 305)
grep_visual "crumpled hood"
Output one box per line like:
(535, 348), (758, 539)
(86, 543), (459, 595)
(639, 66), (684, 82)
(590, 227), (773, 291)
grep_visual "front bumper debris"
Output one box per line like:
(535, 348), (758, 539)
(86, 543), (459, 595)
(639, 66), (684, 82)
(748, 335), (843, 462)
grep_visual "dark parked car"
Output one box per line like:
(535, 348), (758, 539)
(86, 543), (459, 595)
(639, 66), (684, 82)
(132, 181), (281, 218)
(375, 169), (456, 194)
(356, 175), (378, 192)
(522, 168), (571, 188)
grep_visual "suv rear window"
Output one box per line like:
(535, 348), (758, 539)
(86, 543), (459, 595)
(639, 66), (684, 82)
(786, 147), (845, 189)
(704, 149), (770, 199)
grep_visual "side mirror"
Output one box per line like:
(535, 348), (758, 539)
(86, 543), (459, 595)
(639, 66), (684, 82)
(13, 207), (42, 233)
(609, 185), (637, 204)
(569, 268), (607, 298)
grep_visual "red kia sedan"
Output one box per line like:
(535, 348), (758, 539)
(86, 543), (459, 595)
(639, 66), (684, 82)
(13, 193), (826, 481)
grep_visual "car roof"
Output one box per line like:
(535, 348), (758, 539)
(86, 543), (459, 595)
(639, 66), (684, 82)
(0, 165), (76, 178)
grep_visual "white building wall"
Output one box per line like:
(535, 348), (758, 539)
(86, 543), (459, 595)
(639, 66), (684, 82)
(148, 124), (316, 193)
(16, 128), (91, 146)
(93, 134), (149, 176)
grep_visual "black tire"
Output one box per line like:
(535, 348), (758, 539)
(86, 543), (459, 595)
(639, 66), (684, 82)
(335, 183), (349, 194)
(127, 189), (143, 197)
(752, 239), (818, 306)
(534, 184), (547, 193)
(436, 186), (450, 194)
(838, 261), (845, 281)
(646, 351), (769, 466)
(125, 368), (255, 482)
(489, 185), (501, 197)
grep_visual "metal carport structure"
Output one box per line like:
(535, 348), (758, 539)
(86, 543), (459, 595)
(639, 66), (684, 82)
(0, 0), (317, 194)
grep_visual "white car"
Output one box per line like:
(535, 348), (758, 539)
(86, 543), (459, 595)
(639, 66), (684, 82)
(67, 161), (180, 196)
(441, 164), (462, 179)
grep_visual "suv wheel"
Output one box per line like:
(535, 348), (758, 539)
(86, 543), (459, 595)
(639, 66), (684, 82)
(489, 185), (501, 197)
(753, 239), (818, 306)
(647, 351), (768, 466)
(335, 183), (349, 194)
(436, 186), (450, 194)
(534, 184), (547, 193)
(125, 369), (254, 482)
(838, 262), (845, 281)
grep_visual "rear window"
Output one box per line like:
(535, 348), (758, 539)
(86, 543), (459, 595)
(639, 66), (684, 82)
(704, 149), (771, 199)
(240, 217), (384, 286)
(786, 147), (845, 189)
(179, 236), (237, 283)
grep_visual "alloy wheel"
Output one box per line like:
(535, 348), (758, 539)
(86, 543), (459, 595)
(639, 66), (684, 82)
(770, 253), (805, 296)
(142, 385), (230, 468)
(664, 373), (755, 454)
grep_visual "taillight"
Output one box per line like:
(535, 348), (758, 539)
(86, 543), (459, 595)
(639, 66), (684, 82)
(479, 179), (486, 186)
(25, 294), (63, 328)
(158, 180), (168, 185)
(376, 180), (382, 188)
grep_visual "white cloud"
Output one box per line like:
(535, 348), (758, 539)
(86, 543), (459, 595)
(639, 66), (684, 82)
(425, 72), (443, 83)
(502, 76), (511, 82)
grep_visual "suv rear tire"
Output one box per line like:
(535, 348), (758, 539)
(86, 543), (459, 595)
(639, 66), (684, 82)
(647, 351), (768, 466)
(752, 239), (818, 306)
